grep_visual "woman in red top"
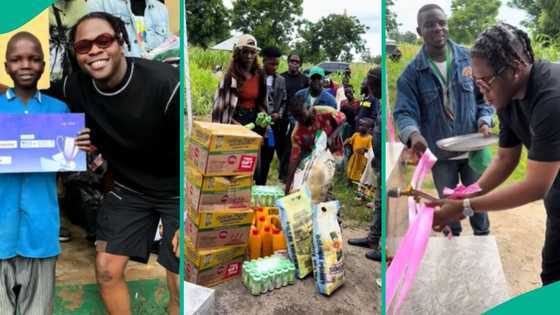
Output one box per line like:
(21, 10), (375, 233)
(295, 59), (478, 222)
(212, 34), (267, 128)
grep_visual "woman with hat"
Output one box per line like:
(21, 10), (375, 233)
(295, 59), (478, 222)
(212, 34), (267, 128)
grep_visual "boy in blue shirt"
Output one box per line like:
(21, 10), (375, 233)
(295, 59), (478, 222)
(0, 31), (89, 314)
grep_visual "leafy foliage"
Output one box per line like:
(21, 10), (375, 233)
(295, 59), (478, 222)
(185, 0), (231, 49)
(448, 0), (500, 45)
(230, 0), (304, 51)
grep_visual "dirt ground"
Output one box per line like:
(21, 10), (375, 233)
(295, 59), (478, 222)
(212, 226), (381, 315)
(56, 222), (167, 284)
(487, 201), (545, 296)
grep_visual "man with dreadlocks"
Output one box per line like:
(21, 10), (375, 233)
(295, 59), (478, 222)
(393, 3), (494, 237)
(432, 23), (560, 286)
(0, 12), (180, 314)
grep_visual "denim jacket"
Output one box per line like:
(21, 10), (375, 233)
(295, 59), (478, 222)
(393, 40), (494, 160)
(87, 0), (169, 57)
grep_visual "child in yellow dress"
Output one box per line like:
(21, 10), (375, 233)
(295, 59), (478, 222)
(345, 119), (373, 186)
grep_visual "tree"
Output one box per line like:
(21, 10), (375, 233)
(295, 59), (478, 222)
(387, 0), (400, 41)
(186, 0), (231, 49)
(399, 31), (418, 44)
(448, 0), (500, 45)
(295, 14), (368, 63)
(230, 0), (303, 51)
(509, 0), (560, 43)
(361, 48), (375, 64)
(508, 0), (541, 30)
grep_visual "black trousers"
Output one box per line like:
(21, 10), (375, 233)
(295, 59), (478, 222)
(542, 185), (560, 285)
(255, 120), (289, 185)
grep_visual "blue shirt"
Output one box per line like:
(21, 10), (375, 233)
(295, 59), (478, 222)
(295, 87), (337, 109)
(393, 40), (494, 160)
(0, 89), (69, 259)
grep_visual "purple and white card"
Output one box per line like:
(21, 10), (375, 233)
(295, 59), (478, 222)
(0, 113), (86, 173)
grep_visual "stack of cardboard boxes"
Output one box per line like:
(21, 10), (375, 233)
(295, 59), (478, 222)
(185, 121), (262, 287)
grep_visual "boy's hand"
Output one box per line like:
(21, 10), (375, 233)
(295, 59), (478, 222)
(172, 229), (180, 258)
(76, 128), (91, 152)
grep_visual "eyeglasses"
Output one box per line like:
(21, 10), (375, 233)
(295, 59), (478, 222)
(73, 33), (118, 55)
(473, 67), (506, 90)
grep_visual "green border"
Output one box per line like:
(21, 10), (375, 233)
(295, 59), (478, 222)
(380, 0), (387, 314)
(0, 1), (53, 34)
(179, 0), (186, 313)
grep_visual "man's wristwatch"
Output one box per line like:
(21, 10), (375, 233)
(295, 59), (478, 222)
(462, 198), (474, 217)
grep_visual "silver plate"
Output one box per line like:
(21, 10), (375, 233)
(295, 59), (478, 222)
(436, 133), (498, 152)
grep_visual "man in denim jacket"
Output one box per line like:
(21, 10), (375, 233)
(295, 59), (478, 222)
(87, 0), (169, 57)
(393, 4), (494, 236)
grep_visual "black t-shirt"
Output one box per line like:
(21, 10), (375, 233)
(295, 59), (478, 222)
(46, 57), (180, 197)
(281, 71), (308, 102)
(498, 60), (560, 188)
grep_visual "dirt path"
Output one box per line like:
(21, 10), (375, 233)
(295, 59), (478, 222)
(488, 201), (545, 296)
(212, 226), (381, 315)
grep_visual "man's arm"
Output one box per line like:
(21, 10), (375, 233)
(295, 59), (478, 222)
(471, 159), (560, 211)
(476, 145), (522, 194)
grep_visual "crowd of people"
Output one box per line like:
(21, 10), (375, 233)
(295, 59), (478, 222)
(0, 1), (180, 314)
(210, 34), (382, 261)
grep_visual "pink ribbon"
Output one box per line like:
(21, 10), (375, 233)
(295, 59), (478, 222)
(386, 98), (396, 143)
(386, 205), (434, 315)
(408, 150), (437, 222)
(443, 183), (482, 199)
(386, 149), (438, 314)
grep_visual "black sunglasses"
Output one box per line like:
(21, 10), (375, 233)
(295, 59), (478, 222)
(73, 33), (119, 54)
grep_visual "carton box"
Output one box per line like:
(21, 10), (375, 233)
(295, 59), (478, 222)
(188, 121), (262, 176)
(185, 256), (243, 287)
(185, 239), (246, 270)
(186, 217), (251, 249)
(187, 167), (252, 211)
(187, 207), (254, 230)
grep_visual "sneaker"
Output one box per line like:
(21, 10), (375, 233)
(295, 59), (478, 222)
(366, 249), (381, 261)
(347, 237), (374, 249)
(59, 227), (72, 242)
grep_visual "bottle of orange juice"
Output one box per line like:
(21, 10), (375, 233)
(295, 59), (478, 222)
(256, 215), (266, 232)
(248, 227), (262, 260)
(272, 228), (287, 252)
(262, 225), (273, 257)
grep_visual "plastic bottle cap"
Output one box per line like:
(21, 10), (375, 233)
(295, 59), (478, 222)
(272, 229), (280, 234)
(252, 229), (259, 236)
(257, 208), (264, 213)
(264, 225), (270, 232)
(259, 216), (266, 222)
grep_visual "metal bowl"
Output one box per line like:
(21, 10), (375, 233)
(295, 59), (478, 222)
(436, 133), (498, 152)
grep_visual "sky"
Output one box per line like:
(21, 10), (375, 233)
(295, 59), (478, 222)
(392, 0), (528, 36)
(223, 0), (382, 56)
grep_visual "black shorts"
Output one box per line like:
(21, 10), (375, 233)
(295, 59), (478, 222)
(96, 183), (179, 274)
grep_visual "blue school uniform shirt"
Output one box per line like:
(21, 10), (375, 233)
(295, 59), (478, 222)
(0, 88), (69, 259)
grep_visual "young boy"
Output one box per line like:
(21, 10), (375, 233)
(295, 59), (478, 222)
(0, 31), (88, 314)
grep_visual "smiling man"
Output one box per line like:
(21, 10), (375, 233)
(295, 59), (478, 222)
(31, 12), (179, 315)
(392, 3), (494, 237)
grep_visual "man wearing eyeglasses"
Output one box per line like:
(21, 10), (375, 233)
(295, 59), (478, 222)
(393, 4), (494, 237)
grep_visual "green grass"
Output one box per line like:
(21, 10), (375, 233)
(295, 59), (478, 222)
(387, 43), (528, 185)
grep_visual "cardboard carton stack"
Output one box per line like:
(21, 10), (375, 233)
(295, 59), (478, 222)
(185, 121), (262, 287)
